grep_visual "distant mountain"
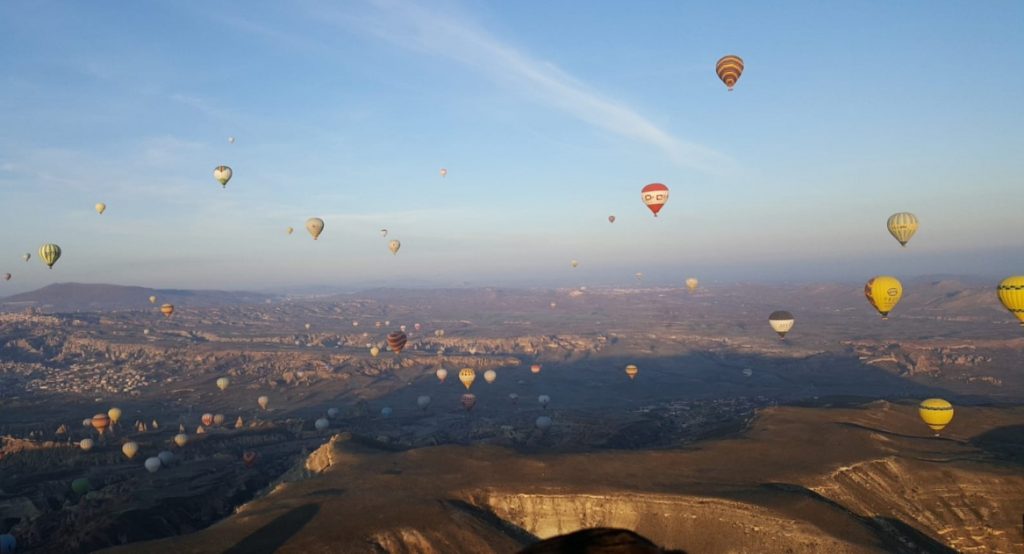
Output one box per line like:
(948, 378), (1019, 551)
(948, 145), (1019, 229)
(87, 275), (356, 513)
(0, 282), (276, 312)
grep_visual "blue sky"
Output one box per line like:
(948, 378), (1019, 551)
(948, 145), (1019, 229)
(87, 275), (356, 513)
(1, 0), (1021, 292)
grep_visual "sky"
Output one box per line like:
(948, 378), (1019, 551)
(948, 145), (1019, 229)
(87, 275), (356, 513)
(1, 0), (1022, 293)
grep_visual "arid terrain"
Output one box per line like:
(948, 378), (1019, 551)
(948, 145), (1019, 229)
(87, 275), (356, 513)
(1, 279), (1022, 552)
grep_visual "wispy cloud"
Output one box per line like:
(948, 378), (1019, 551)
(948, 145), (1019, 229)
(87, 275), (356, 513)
(304, 0), (732, 173)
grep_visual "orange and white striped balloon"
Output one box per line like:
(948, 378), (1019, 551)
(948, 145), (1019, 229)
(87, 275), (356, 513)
(715, 55), (744, 91)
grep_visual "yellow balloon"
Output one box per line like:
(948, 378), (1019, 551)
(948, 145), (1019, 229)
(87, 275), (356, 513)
(122, 441), (139, 460)
(370, 346), (380, 357)
(887, 212), (918, 247)
(107, 407), (122, 424)
(38, 243), (61, 269)
(685, 277), (698, 292)
(625, 364), (638, 380)
(458, 368), (476, 390)
(216, 377), (230, 391)
(306, 218), (324, 240)
(95, 202), (106, 215)
(148, 295), (157, 304)
(918, 398), (954, 433)
(864, 276), (902, 319)
(997, 276), (1024, 327)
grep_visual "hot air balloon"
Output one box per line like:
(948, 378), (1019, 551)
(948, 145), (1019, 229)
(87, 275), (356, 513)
(865, 276), (903, 319)
(386, 331), (407, 354)
(768, 311), (795, 339)
(2, 274), (10, 282)
(535, 416), (552, 430)
(641, 183), (669, 217)
(305, 323), (311, 330)
(635, 272), (644, 282)
(173, 433), (188, 447)
(201, 413), (214, 426)
(228, 136), (235, 144)
(38, 244), (61, 269)
(399, 324), (407, 333)
(327, 407), (339, 419)
(549, 302), (557, 309)
(242, 451), (258, 468)
(213, 414), (225, 426)
(253, 395), (268, 411)
(216, 377), (229, 391)
(538, 395), (550, 409)
(484, 369), (497, 384)
(381, 406), (393, 417)
(417, 395), (431, 410)
(306, 217), (324, 240)
(370, 345), (380, 357)
(315, 418), (329, 431)
(234, 416), (244, 429)
(213, 166), (232, 187)
(459, 368), (476, 390)
(571, 260), (578, 269)
(107, 408), (122, 427)
(160, 304), (174, 318)
(715, 55), (744, 91)
(79, 438), (94, 452)
(158, 451), (174, 466)
(414, 323), (421, 332)
(997, 276), (1024, 327)
(685, 278), (698, 292)
(352, 320), (359, 327)
(0, 533), (15, 554)
(95, 202), (106, 215)
(460, 393), (477, 412)
(287, 226), (294, 235)
(380, 229), (388, 238)
(148, 295), (157, 304)
(887, 212), (919, 247)
(625, 364), (638, 380)
(122, 441), (139, 459)
(22, 253), (30, 262)
(439, 168), (448, 178)
(742, 368), (753, 377)
(531, 364), (542, 374)
(435, 368), (448, 383)
(91, 413), (110, 436)
(82, 418), (92, 428)
(144, 457), (162, 473)
(509, 393), (519, 404)
(388, 239), (401, 255)
(918, 398), (954, 435)
(608, 215), (615, 223)
(71, 478), (91, 495)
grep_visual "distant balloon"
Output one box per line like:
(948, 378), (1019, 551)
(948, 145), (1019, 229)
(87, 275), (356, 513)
(370, 345), (380, 357)
(459, 368), (476, 390)
(571, 260), (578, 269)
(144, 457), (162, 473)
(997, 276), (1024, 327)
(158, 451), (174, 466)
(242, 450), (258, 468)
(535, 416), (552, 430)
(887, 212), (919, 247)
(352, 320), (359, 327)
(400, 324), (407, 333)
(91, 413), (110, 435)
(538, 394), (550, 409)
(435, 368), (448, 383)
(173, 433), (188, 447)
(380, 229), (388, 238)
(201, 413), (214, 426)
(625, 364), (638, 380)
(287, 226), (294, 235)
(122, 441), (139, 460)
(227, 136), (235, 144)
(306, 217), (325, 240)
(608, 215), (615, 223)
(549, 302), (557, 309)
(143, 328), (150, 335)
(864, 276), (903, 319)
(417, 395), (431, 410)
(2, 273), (9, 282)
(386, 331), (408, 354)
(213, 414), (225, 426)
(635, 272), (644, 281)
(414, 323), (422, 332)
(685, 278), (699, 292)
(79, 438), (94, 451)
(641, 183), (669, 217)
(919, 398), (954, 435)
(22, 253), (30, 262)
(327, 408), (339, 419)
(216, 377), (230, 391)
(509, 393), (519, 404)
(213, 166), (232, 187)
(305, 323), (311, 330)
(715, 55), (744, 91)
(484, 369), (497, 384)
(531, 364), (542, 374)
(71, 478), (91, 495)
(95, 202), (106, 215)
(460, 393), (477, 412)
(388, 239), (401, 255)
(148, 295), (157, 304)
(160, 304), (174, 318)
(315, 418), (329, 431)
(108, 407), (122, 424)
(38, 243), (61, 269)
(82, 418), (92, 428)
(768, 311), (795, 339)
(381, 406), (393, 417)
(742, 368), (753, 378)
(439, 168), (448, 178)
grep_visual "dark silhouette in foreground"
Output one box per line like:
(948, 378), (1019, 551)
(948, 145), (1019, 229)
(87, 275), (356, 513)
(519, 528), (686, 554)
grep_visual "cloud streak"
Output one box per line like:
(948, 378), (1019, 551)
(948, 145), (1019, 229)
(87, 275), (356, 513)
(307, 0), (732, 173)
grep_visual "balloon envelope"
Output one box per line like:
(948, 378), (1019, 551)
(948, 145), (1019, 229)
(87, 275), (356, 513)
(107, 407), (122, 424)
(173, 433), (188, 447)
(608, 215), (615, 223)
(38, 243), (61, 269)
(122, 441), (139, 459)
(79, 438), (94, 451)
(216, 377), (230, 391)
(625, 364), (638, 380)
(144, 457), (162, 473)
(158, 451), (174, 466)
(160, 304), (174, 318)
(417, 395), (431, 410)
(71, 478), (91, 495)
(997, 276), (1024, 327)
(459, 368), (476, 390)
(685, 278), (698, 292)
(435, 368), (448, 382)
(201, 413), (214, 426)
(641, 183), (669, 217)
(460, 393), (477, 412)
(388, 239), (401, 255)
(305, 217), (325, 240)
(95, 202), (106, 214)
(531, 364), (542, 374)
(538, 394), (550, 408)
(864, 276), (903, 319)
(768, 311), (795, 338)
(258, 395), (269, 410)
(919, 398), (954, 433)
(381, 407), (393, 417)
(887, 212), (919, 247)
(715, 54), (744, 90)
(213, 166), (232, 187)
(315, 418), (329, 431)
(536, 416), (552, 430)
(386, 331), (408, 354)
(483, 369), (497, 384)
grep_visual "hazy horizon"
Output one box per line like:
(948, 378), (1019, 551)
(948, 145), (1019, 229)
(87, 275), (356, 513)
(2, 1), (1021, 291)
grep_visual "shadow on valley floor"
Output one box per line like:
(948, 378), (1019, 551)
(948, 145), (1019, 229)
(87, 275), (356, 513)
(970, 424), (1024, 466)
(223, 504), (319, 554)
